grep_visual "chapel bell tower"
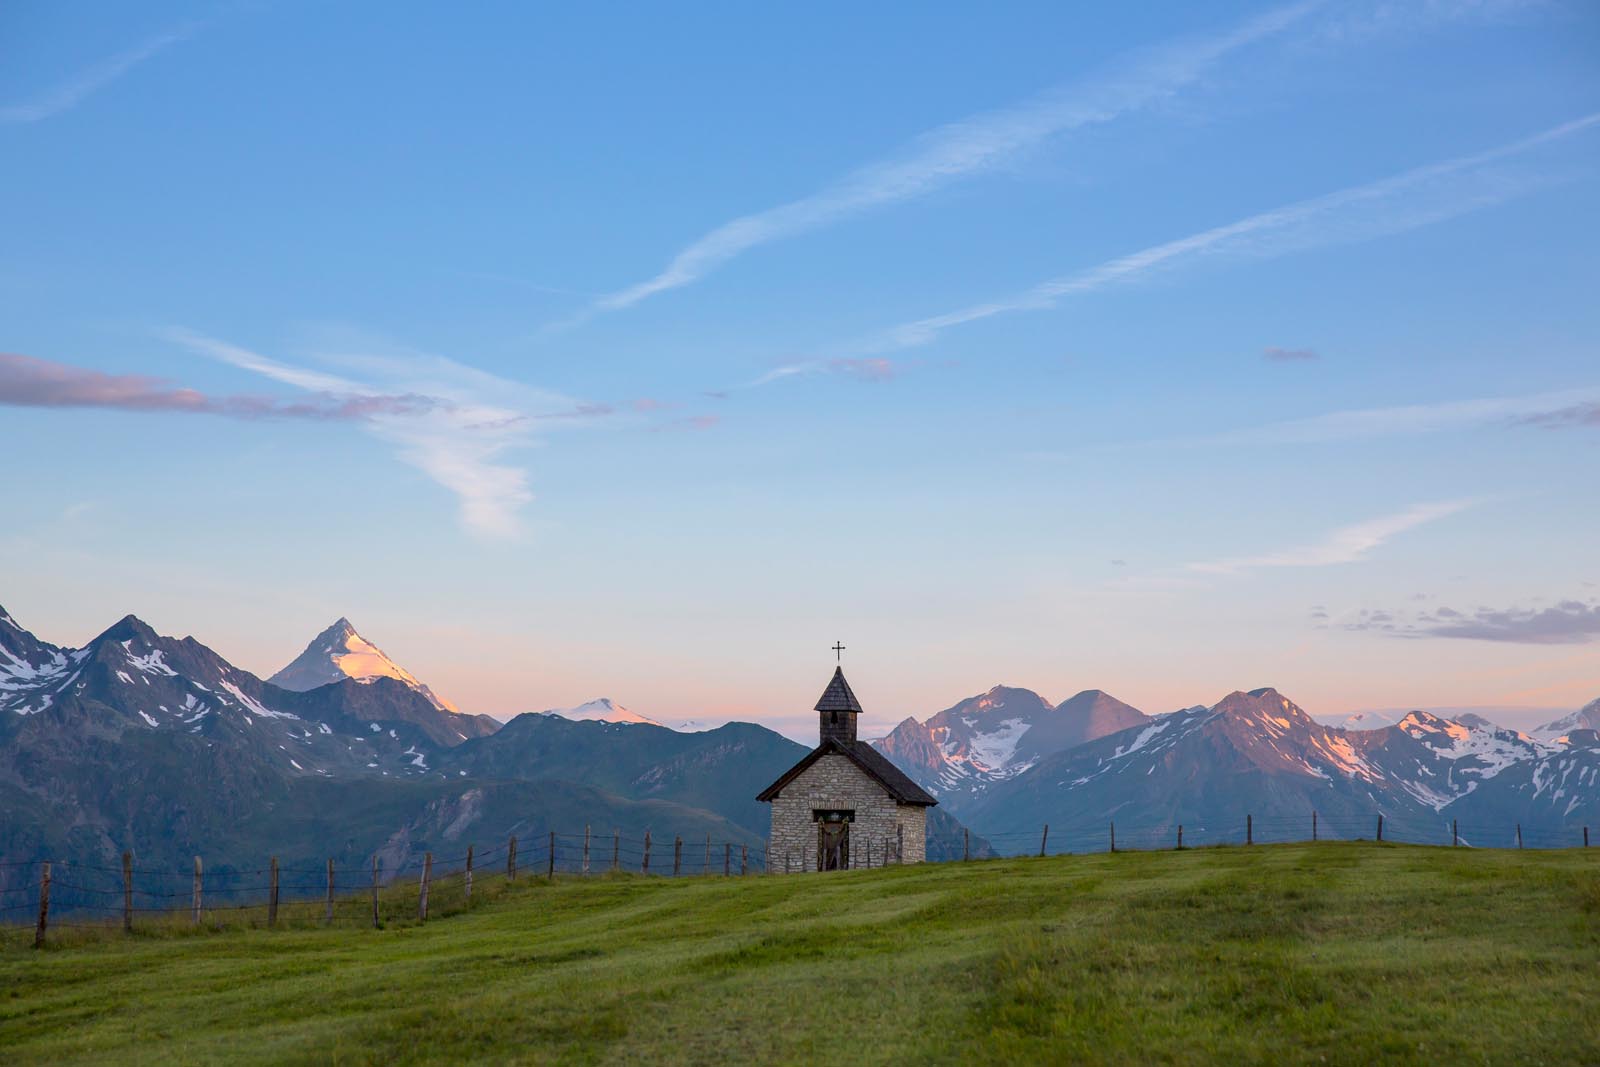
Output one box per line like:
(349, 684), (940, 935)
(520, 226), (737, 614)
(816, 665), (863, 744)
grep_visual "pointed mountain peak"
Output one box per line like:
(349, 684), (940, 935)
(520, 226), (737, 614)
(269, 619), (459, 714)
(94, 614), (160, 646)
(0, 604), (20, 630)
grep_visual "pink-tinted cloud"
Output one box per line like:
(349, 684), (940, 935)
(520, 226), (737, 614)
(0, 352), (432, 420)
(827, 357), (897, 381)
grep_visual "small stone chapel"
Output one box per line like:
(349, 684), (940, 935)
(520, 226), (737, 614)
(757, 662), (937, 873)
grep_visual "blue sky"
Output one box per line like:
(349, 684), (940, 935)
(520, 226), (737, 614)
(3, 1), (1598, 738)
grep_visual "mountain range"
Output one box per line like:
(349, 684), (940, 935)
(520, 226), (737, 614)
(869, 681), (1599, 848)
(0, 608), (978, 907)
(3, 603), (1596, 908)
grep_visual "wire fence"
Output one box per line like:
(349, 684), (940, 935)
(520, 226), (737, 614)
(2, 811), (1592, 947)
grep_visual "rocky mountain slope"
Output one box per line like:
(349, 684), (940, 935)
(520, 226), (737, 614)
(874, 685), (1148, 813)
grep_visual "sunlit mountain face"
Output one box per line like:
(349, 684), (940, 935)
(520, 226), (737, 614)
(269, 618), (460, 714)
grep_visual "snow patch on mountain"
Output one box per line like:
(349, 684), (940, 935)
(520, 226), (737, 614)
(540, 698), (661, 726)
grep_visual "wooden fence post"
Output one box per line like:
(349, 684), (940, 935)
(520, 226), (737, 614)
(642, 831), (651, 874)
(963, 828), (970, 861)
(612, 830), (620, 872)
(786, 851), (793, 874)
(673, 836), (682, 877)
(1177, 825), (1184, 850)
(1585, 827), (1590, 848)
(1516, 824), (1523, 849)
(325, 858), (335, 924)
(897, 824), (904, 863)
(268, 856), (279, 928)
(193, 856), (202, 925)
(704, 833), (711, 874)
(548, 831), (556, 879)
(33, 862), (50, 950)
(582, 825), (591, 875)
(724, 842), (731, 876)
(741, 845), (749, 875)
(1247, 814), (1253, 846)
(507, 835), (517, 881)
(123, 851), (134, 933)
(1312, 811), (1318, 842)
(370, 857), (381, 929)
(464, 845), (474, 904)
(1039, 824), (1049, 858)
(1376, 815), (1384, 842)
(1452, 819), (1459, 847)
(418, 853), (432, 921)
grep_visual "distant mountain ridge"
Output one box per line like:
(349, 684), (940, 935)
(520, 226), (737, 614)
(0, 605), (987, 899)
(874, 685), (1148, 812)
(965, 687), (1600, 845)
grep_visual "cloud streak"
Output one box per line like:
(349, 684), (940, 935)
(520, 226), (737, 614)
(168, 330), (600, 540)
(1207, 386), (1600, 445)
(0, 22), (198, 123)
(1345, 599), (1600, 645)
(585, 2), (1322, 316)
(871, 113), (1600, 352)
(1189, 500), (1473, 574)
(0, 352), (429, 420)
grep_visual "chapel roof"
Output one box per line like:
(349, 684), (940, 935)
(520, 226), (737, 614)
(814, 666), (863, 713)
(755, 738), (938, 806)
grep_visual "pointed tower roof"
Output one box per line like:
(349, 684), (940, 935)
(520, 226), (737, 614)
(814, 666), (863, 713)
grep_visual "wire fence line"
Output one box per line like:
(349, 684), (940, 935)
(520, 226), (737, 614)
(4, 811), (1593, 947)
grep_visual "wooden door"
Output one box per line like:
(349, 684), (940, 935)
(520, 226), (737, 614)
(817, 821), (849, 871)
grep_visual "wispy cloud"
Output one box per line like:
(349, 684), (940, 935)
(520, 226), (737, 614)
(1345, 598), (1600, 644)
(1208, 386), (1600, 445)
(168, 329), (602, 540)
(1514, 402), (1600, 429)
(1189, 500), (1474, 574)
(871, 113), (1600, 352)
(0, 22), (198, 123)
(583, 2), (1322, 317)
(0, 352), (429, 420)
(748, 357), (902, 388)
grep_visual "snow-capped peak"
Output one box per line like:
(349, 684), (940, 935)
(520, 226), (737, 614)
(268, 618), (459, 713)
(539, 698), (661, 726)
(1534, 696), (1600, 740)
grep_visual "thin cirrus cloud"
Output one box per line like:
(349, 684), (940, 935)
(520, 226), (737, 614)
(0, 352), (430, 420)
(1188, 500), (1474, 575)
(1202, 385), (1600, 446)
(0, 21), (199, 123)
(870, 112), (1600, 353)
(583, 1), (1323, 317)
(747, 357), (900, 388)
(165, 328), (604, 540)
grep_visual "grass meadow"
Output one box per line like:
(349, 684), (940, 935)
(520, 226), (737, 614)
(2, 841), (1597, 1065)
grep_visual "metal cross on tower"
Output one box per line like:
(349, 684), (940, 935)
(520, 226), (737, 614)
(832, 641), (846, 662)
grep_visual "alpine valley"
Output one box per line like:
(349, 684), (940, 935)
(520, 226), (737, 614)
(3, 604), (1597, 911)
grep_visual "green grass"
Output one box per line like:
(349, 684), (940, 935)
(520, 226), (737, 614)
(2, 842), (1597, 1065)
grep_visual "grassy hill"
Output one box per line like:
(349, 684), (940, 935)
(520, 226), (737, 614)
(2, 842), (1597, 1065)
